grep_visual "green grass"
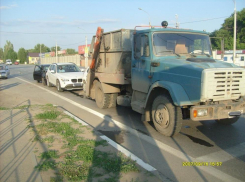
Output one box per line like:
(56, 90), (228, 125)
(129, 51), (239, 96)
(35, 160), (56, 171)
(36, 110), (61, 120)
(0, 106), (9, 110)
(34, 108), (140, 181)
(14, 105), (29, 109)
(41, 136), (55, 143)
(39, 150), (59, 159)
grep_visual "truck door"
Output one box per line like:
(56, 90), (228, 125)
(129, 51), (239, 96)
(131, 34), (151, 93)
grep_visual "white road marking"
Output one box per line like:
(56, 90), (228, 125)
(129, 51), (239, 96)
(196, 142), (245, 162)
(16, 77), (243, 182)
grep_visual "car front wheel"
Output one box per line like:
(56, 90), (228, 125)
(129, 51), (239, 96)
(56, 80), (63, 92)
(42, 77), (47, 86)
(47, 77), (52, 87)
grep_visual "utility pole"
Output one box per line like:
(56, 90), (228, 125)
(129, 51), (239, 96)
(233, 0), (237, 64)
(40, 44), (41, 64)
(175, 14), (179, 29)
(210, 37), (225, 59)
(85, 36), (88, 68)
(56, 41), (58, 63)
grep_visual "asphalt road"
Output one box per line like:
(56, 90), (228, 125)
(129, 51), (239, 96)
(1, 64), (245, 182)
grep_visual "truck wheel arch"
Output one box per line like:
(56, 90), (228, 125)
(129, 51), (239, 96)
(145, 81), (192, 107)
(144, 81), (192, 121)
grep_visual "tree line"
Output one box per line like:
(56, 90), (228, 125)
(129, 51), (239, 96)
(0, 42), (78, 64)
(1, 8), (244, 63)
(210, 8), (245, 50)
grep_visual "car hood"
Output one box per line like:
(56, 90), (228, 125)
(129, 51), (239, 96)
(0, 70), (7, 73)
(57, 72), (84, 79)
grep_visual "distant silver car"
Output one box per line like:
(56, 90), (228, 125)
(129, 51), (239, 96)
(0, 64), (10, 79)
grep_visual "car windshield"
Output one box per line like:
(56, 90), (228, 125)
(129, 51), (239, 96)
(57, 64), (81, 73)
(153, 33), (212, 56)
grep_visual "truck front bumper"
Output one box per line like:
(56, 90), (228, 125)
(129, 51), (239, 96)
(190, 97), (245, 121)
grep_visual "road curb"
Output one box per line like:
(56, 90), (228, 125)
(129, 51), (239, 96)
(59, 106), (172, 182)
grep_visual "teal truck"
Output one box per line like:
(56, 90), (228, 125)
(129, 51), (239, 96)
(85, 22), (245, 137)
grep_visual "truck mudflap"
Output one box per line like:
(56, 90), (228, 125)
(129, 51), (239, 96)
(190, 97), (245, 121)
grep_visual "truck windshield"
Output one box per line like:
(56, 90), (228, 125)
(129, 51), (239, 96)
(153, 33), (212, 57)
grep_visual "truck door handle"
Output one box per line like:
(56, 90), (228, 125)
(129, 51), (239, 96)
(151, 62), (160, 67)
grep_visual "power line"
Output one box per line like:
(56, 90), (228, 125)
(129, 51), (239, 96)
(0, 31), (94, 34)
(0, 16), (229, 35)
(174, 16), (229, 25)
(60, 40), (91, 46)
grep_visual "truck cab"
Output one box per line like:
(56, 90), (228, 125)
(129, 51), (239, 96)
(87, 24), (245, 137)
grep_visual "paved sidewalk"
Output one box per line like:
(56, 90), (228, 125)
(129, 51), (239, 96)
(0, 108), (42, 182)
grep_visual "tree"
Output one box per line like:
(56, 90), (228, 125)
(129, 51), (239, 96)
(18, 48), (27, 63)
(50, 46), (61, 52)
(4, 40), (14, 61)
(66, 48), (77, 55)
(210, 8), (245, 50)
(5, 49), (17, 61)
(29, 44), (51, 53)
(0, 48), (3, 60)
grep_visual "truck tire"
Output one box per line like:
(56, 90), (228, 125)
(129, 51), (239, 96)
(47, 77), (52, 87)
(42, 77), (47, 86)
(95, 82), (110, 109)
(216, 117), (239, 125)
(108, 93), (117, 108)
(56, 80), (63, 92)
(151, 95), (182, 137)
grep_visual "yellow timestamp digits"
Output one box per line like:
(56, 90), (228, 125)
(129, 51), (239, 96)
(182, 162), (222, 166)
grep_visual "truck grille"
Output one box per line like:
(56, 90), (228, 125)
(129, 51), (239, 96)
(201, 68), (245, 102)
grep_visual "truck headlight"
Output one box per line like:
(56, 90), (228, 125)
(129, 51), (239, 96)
(61, 79), (69, 82)
(193, 109), (208, 117)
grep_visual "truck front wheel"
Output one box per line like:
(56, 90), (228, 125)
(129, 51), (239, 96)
(152, 95), (182, 137)
(95, 82), (110, 109)
(216, 117), (239, 125)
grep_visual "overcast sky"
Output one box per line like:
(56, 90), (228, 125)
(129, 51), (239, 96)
(0, 0), (244, 52)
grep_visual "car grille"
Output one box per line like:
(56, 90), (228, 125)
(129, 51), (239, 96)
(201, 68), (245, 102)
(71, 79), (83, 83)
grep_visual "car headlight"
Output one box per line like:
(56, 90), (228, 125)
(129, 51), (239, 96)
(61, 79), (69, 82)
(193, 109), (208, 118)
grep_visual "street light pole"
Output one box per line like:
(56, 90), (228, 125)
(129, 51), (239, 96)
(233, 0), (237, 64)
(138, 8), (151, 28)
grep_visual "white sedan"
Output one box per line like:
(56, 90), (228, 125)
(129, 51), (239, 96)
(0, 64), (10, 79)
(46, 63), (84, 92)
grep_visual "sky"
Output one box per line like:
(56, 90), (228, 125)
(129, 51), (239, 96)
(0, 0), (244, 52)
